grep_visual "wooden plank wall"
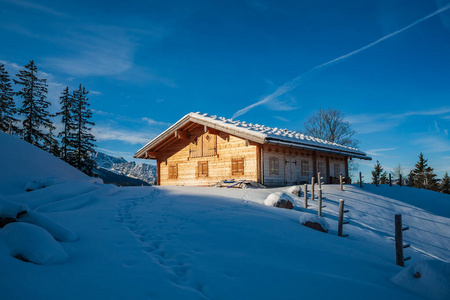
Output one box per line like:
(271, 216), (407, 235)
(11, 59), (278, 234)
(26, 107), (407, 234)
(158, 127), (259, 186)
(262, 144), (349, 187)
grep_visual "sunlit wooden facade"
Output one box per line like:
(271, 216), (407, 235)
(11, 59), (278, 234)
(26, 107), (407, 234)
(135, 113), (371, 187)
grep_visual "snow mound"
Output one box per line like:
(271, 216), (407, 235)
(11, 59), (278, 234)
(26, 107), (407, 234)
(19, 210), (78, 242)
(264, 192), (294, 206)
(392, 260), (450, 300)
(25, 177), (64, 192)
(0, 196), (27, 218)
(0, 222), (68, 264)
(299, 212), (330, 232)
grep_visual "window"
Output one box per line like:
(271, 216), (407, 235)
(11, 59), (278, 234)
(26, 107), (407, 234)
(318, 161), (325, 174)
(334, 163), (341, 176)
(269, 157), (279, 175)
(168, 164), (178, 179)
(198, 161), (208, 177)
(301, 160), (310, 176)
(232, 158), (244, 175)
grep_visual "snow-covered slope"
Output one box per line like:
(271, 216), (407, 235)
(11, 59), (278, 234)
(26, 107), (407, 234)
(94, 151), (156, 184)
(0, 131), (449, 300)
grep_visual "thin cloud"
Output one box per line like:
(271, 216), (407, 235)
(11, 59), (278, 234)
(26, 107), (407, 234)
(273, 116), (290, 122)
(1, 0), (66, 17)
(411, 136), (450, 153)
(92, 125), (155, 145)
(232, 3), (450, 119)
(347, 107), (450, 134)
(366, 147), (398, 157)
(141, 117), (172, 126)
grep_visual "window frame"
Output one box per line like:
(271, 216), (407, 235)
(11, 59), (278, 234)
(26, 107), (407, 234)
(269, 157), (280, 175)
(231, 158), (244, 176)
(301, 160), (310, 176)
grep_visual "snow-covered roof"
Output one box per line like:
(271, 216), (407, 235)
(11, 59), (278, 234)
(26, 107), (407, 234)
(135, 112), (371, 160)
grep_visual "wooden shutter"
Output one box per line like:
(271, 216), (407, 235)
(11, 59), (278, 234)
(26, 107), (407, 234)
(168, 164), (178, 179)
(203, 133), (217, 156)
(198, 161), (208, 177)
(232, 158), (244, 175)
(190, 136), (202, 158)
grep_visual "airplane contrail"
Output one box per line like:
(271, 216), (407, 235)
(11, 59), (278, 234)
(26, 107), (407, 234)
(232, 3), (450, 119)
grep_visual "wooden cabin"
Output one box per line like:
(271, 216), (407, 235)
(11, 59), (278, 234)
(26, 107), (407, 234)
(134, 112), (371, 187)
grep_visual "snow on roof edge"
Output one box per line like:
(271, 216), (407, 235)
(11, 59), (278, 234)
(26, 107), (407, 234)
(135, 112), (371, 159)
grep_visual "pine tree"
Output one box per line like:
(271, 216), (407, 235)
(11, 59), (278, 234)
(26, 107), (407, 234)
(56, 87), (74, 162)
(411, 153), (438, 190)
(439, 172), (450, 194)
(70, 84), (97, 176)
(0, 63), (18, 133)
(371, 160), (387, 184)
(14, 61), (56, 149)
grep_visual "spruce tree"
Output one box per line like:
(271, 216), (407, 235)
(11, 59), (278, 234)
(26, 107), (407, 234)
(371, 160), (387, 184)
(71, 84), (97, 176)
(411, 153), (438, 190)
(14, 61), (56, 148)
(439, 172), (450, 194)
(0, 63), (18, 133)
(56, 87), (74, 162)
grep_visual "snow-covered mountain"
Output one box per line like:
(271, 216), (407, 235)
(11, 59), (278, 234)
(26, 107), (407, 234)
(93, 152), (127, 169)
(94, 152), (156, 184)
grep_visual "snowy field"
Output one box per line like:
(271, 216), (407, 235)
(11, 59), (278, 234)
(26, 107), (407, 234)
(0, 132), (449, 300)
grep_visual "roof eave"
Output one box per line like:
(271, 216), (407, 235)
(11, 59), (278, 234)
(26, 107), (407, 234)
(265, 138), (372, 160)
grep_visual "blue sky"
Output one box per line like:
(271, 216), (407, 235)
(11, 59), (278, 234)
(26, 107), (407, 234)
(1, 0), (450, 180)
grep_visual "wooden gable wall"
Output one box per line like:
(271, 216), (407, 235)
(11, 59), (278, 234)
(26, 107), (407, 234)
(156, 124), (261, 186)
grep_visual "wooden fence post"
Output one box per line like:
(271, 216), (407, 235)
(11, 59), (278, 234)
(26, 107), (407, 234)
(304, 184), (308, 209)
(340, 174), (343, 191)
(359, 172), (363, 188)
(311, 177), (315, 201)
(399, 174), (402, 187)
(8, 120), (12, 134)
(409, 174), (413, 187)
(338, 199), (349, 237)
(318, 172), (322, 190)
(318, 189), (326, 217)
(395, 214), (410, 267)
(389, 173), (392, 187)
(375, 175), (378, 187)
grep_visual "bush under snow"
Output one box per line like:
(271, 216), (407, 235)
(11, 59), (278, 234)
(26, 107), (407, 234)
(286, 185), (301, 196)
(0, 222), (68, 264)
(0, 196), (27, 218)
(392, 260), (450, 300)
(299, 212), (330, 232)
(264, 192), (294, 207)
(25, 177), (64, 192)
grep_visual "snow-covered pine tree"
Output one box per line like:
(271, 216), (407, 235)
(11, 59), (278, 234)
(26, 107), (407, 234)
(0, 63), (18, 133)
(56, 86), (75, 162)
(440, 172), (450, 194)
(411, 153), (438, 191)
(371, 160), (387, 184)
(71, 84), (97, 176)
(14, 61), (56, 149)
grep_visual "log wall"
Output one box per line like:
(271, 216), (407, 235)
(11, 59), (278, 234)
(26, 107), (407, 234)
(158, 127), (259, 186)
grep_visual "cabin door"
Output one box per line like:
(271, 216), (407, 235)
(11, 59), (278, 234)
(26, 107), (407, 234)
(285, 157), (298, 185)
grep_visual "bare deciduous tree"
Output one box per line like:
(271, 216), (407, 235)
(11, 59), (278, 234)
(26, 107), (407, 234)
(393, 164), (404, 180)
(304, 108), (358, 148)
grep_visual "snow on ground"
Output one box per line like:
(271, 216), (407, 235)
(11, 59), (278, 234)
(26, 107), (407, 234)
(0, 131), (449, 300)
